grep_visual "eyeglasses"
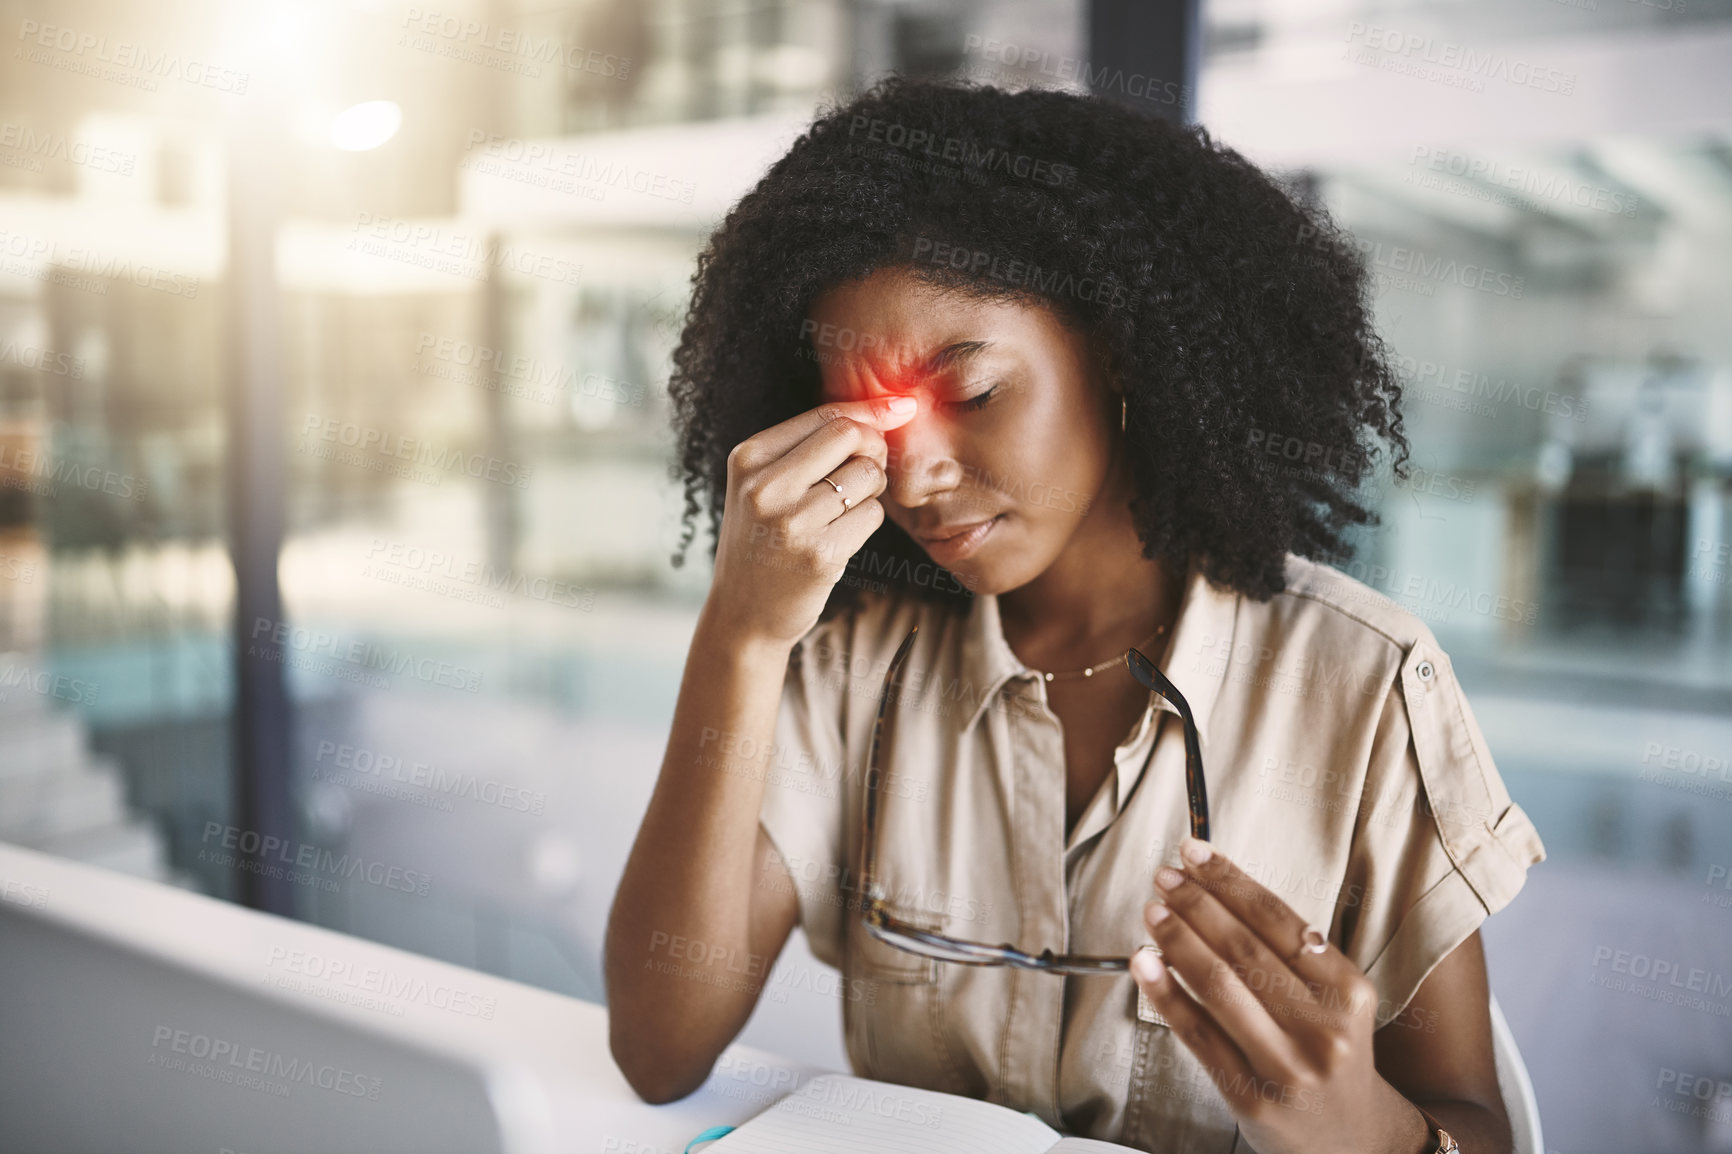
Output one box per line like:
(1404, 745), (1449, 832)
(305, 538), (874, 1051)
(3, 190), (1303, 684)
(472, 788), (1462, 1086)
(857, 624), (1211, 976)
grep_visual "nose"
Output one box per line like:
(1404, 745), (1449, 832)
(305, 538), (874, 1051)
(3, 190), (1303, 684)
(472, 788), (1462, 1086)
(882, 406), (962, 510)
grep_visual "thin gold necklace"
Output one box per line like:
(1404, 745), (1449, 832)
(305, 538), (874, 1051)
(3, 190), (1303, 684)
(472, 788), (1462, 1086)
(1030, 622), (1171, 683)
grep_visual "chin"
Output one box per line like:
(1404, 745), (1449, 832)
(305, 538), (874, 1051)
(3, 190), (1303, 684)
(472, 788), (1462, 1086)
(956, 563), (1034, 598)
(943, 550), (1048, 599)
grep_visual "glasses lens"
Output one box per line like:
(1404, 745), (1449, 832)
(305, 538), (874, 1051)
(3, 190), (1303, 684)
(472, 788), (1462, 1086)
(867, 920), (1007, 964)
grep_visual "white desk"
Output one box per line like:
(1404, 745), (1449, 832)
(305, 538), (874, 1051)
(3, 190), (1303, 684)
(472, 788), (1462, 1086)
(0, 840), (839, 1154)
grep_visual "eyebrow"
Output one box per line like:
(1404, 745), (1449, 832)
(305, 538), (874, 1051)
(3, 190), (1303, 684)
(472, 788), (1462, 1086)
(818, 339), (992, 400)
(921, 340), (991, 376)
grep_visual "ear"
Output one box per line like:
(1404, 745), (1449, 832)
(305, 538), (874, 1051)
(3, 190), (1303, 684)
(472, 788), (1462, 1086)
(1090, 339), (1122, 400)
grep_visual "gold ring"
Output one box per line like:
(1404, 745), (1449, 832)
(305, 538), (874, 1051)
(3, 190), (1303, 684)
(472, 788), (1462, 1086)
(821, 475), (851, 511)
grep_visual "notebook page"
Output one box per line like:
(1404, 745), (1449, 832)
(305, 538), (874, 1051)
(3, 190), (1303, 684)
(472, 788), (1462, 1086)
(1047, 1137), (1149, 1153)
(705, 1073), (1062, 1154)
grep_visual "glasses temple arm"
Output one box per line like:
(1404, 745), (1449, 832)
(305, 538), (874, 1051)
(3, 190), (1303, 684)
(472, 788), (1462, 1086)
(1126, 648), (1210, 842)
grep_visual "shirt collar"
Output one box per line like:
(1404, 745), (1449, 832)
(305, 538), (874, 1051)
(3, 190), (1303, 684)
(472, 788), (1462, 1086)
(959, 558), (1239, 754)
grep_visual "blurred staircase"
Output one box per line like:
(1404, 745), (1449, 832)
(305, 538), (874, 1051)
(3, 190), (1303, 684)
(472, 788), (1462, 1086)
(0, 651), (178, 883)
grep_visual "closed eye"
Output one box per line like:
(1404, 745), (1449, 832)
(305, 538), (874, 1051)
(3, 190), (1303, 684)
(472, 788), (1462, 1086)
(948, 384), (999, 412)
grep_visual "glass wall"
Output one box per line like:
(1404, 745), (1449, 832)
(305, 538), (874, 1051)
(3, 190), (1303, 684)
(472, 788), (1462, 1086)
(1199, 4), (1732, 1151)
(2, 0), (1729, 1147)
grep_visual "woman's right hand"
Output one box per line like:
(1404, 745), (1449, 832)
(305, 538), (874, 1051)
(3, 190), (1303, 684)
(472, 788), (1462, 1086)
(706, 396), (920, 649)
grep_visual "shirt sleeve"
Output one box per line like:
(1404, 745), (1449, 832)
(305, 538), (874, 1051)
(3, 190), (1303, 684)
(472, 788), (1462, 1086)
(1336, 635), (1547, 1028)
(756, 608), (855, 972)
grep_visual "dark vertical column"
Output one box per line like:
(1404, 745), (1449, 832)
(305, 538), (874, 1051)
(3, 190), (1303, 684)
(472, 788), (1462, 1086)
(481, 0), (515, 578)
(226, 115), (296, 916)
(481, 236), (515, 576)
(1086, 0), (1201, 125)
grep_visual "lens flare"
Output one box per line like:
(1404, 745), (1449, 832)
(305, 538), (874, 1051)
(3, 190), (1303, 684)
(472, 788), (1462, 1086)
(330, 101), (402, 152)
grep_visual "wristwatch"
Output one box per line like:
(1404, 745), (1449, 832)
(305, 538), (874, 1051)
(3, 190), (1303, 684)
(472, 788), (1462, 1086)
(1415, 1106), (1459, 1153)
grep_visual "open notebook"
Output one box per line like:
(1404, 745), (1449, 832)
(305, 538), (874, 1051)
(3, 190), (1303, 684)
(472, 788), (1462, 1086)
(703, 1072), (1142, 1153)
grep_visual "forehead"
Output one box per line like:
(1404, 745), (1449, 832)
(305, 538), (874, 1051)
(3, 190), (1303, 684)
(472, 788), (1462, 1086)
(809, 267), (988, 337)
(805, 266), (1068, 360)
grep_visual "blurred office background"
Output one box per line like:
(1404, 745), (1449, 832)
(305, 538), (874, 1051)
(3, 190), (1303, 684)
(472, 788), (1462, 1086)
(1, 0), (1730, 1150)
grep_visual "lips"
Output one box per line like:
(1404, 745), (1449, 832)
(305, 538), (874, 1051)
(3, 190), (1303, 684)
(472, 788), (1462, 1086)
(915, 520), (996, 543)
(912, 514), (1003, 564)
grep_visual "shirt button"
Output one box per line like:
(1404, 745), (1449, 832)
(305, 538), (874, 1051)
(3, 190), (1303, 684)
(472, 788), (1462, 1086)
(1415, 660), (1435, 682)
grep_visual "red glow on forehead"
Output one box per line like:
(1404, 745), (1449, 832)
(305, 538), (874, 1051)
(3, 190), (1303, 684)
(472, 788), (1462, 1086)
(816, 337), (986, 405)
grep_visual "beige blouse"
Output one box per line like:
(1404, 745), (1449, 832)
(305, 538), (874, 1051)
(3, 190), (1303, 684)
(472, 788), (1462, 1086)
(755, 553), (1545, 1152)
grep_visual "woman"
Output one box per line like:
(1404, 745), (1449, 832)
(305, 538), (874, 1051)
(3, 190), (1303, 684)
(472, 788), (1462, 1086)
(604, 78), (1545, 1153)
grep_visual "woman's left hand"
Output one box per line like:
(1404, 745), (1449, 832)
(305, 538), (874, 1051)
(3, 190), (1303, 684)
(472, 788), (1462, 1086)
(1131, 837), (1431, 1154)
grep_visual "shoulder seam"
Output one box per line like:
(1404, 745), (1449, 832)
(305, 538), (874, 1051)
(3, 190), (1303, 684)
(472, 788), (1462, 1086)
(1275, 586), (1414, 652)
(1277, 556), (1431, 654)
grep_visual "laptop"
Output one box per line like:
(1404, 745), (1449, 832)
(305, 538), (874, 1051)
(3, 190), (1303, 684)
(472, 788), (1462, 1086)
(0, 843), (556, 1154)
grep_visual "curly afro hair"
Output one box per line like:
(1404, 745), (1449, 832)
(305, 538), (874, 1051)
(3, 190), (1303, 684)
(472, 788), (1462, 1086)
(667, 76), (1408, 619)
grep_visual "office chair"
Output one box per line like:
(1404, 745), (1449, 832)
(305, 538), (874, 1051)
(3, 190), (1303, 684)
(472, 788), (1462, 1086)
(1489, 992), (1544, 1154)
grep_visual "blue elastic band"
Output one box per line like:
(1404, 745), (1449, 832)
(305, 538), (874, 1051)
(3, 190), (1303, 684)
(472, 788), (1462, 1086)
(683, 1124), (736, 1152)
